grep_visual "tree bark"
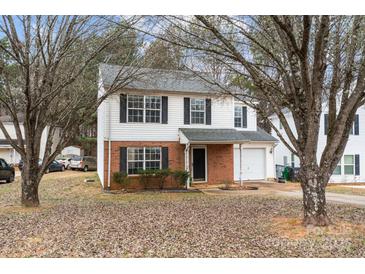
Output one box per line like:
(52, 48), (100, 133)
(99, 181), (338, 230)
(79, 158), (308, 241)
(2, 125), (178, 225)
(21, 165), (41, 207)
(300, 171), (331, 226)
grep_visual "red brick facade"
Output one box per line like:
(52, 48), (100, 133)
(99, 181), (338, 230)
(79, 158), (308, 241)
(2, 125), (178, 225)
(103, 141), (234, 190)
(207, 144), (234, 184)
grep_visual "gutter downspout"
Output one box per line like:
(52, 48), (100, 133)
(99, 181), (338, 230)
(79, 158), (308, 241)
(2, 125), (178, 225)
(107, 99), (112, 191)
(239, 143), (243, 187)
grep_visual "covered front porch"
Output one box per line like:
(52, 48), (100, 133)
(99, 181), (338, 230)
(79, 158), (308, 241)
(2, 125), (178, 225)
(179, 128), (277, 187)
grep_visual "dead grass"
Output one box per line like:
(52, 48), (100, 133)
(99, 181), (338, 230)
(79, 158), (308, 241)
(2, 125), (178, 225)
(2, 172), (365, 257)
(326, 185), (365, 196)
(271, 217), (365, 240)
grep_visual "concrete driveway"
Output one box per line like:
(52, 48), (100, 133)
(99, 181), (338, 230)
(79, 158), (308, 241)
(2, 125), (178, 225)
(200, 182), (365, 207)
(276, 190), (365, 207)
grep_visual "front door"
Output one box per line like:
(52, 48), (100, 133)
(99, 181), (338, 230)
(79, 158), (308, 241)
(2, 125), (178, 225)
(192, 148), (206, 182)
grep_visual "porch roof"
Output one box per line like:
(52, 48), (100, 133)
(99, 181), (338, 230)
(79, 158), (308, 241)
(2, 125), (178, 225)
(178, 128), (277, 144)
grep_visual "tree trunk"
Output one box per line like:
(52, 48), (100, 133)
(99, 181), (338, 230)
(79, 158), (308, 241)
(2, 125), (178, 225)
(300, 172), (331, 226)
(21, 165), (41, 207)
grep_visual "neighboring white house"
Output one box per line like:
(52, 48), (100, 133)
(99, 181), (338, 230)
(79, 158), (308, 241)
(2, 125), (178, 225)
(0, 117), (61, 164)
(61, 146), (83, 156)
(271, 104), (364, 183)
(97, 64), (277, 190)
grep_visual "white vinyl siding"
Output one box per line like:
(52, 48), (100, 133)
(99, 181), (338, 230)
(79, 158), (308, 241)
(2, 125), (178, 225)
(272, 104), (365, 183)
(104, 93), (258, 141)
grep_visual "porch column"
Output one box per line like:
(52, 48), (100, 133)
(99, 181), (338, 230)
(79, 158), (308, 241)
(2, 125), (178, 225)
(239, 143), (243, 187)
(184, 143), (191, 189)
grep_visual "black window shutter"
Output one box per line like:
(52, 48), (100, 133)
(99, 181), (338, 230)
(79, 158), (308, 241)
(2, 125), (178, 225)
(355, 154), (360, 175)
(324, 114), (328, 135)
(162, 147), (169, 169)
(120, 147), (127, 173)
(242, 106), (247, 128)
(355, 114), (359, 135)
(184, 97), (190, 124)
(206, 98), (212, 125)
(120, 94), (127, 123)
(162, 96), (168, 124)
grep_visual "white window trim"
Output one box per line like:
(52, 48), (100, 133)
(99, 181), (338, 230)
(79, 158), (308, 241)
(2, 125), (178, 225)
(127, 147), (162, 175)
(190, 98), (206, 125)
(127, 95), (162, 124)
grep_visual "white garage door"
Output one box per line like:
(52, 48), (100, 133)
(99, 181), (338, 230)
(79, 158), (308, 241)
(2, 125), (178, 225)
(234, 148), (266, 180)
(0, 148), (12, 163)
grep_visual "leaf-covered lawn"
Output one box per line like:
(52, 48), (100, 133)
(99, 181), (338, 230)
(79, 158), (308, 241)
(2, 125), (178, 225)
(1, 171), (365, 257)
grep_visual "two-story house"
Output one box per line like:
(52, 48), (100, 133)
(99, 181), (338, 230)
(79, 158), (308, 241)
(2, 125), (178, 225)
(97, 64), (277, 190)
(271, 104), (363, 183)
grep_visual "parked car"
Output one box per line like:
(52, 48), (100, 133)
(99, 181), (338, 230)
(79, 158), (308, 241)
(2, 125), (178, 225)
(0, 158), (15, 183)
(70, 156), (97, 172)
(56, 154), (76, 170)
(18, 159), (64, 173)
(45, 160), (65, 173)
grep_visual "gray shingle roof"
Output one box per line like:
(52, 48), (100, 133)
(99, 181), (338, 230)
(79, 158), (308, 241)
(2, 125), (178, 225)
(99, 63), (220, 93)
(179, 128), (277, 143)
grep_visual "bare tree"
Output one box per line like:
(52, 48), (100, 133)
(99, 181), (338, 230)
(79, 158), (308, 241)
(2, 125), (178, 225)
(0, 15), (146, 207)
(141, 15), (365, 226)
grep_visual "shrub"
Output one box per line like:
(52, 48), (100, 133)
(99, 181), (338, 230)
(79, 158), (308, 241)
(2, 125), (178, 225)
(137, 169), (157, 189)
(112, 172), (130, 188)
(172, 170), (190, 187)
(155, 168), (171, 189)
(137, 169), (172, 189)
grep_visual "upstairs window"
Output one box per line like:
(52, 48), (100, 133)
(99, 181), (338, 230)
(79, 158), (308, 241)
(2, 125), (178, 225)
(127, 95), (144, 122)
(191, 98), (205, 124)
(145, 96), (161, 123)
(127, 95), (161, 123)
(234, 105), (247, 128)
(234, 106), (242, 127)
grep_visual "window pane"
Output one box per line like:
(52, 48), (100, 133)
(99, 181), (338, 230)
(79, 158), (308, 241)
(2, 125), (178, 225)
(145, 161), (160, 170)
(333, 165), (341, 175)
(128, 148), (144, 161)
(344, 165), (354, 175)
(145, 96), (161, 123)
(128, 95), (144, 108)
(145, 110), (160, 123)
(145, 147), (161, 160)
(191, 111), (205, 124)
(145, 96), (161, 109)
(344, 155), (354, 165)
(191, 99), (205, 111)
(128, 109), (143, 122)
(128, 161), (143, 174)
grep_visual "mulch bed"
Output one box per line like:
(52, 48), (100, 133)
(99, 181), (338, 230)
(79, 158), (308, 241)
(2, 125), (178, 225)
(218, 185), (259, 191)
